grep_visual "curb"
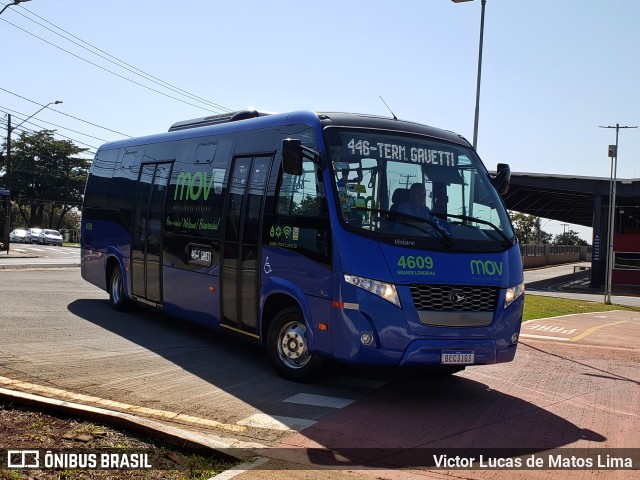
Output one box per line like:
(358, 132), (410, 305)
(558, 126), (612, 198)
(0, 386), (258, 463)
(0, 263), (80, 270)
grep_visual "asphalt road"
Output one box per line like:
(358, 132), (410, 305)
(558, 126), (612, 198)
(1, 268), (638, 479)
(0, 243), (80, 267)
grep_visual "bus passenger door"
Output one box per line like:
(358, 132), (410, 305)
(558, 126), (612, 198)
(221, 155), (272, 336)
(131, 162), (172, 306)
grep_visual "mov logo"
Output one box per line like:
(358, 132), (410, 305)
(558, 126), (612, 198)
(470, 260), (503, 276)
(174, 170), (216, 201)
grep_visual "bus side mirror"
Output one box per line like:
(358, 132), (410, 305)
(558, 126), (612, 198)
(492, 163), (511, 195)
(282, 138), (303, 175)
(282, 138), (320, 175)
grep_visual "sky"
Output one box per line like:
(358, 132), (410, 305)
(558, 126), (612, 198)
(1, 0), (639, 242)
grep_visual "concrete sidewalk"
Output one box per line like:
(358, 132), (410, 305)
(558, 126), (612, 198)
(0, 245), (80, 269)
(524, 262), (640, 307)
(0, 248), (38, 258)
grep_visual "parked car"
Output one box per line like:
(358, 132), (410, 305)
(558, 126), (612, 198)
(26, 228), (42, 244)
(38, 229), (64, 246)
(10, 228), (28, 243)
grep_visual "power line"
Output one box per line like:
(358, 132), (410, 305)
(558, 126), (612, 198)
(1, 116), (100, 151)
(0, 105), (110, 143)
(1, 15), (232, 113)
(12, 4), (233, 114)
(0, 87), (132, 138)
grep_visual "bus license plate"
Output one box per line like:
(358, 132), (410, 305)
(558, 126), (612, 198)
(441, 351), (474, 365)
(188, 244), (212, 267)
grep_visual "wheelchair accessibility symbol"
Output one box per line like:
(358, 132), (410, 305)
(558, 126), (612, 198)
(263, 257), (272, 274)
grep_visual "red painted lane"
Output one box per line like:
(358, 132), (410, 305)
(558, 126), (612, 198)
(267, 312), (640, 479)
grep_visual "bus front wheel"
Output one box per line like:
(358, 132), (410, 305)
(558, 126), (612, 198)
(267, 307), (323, 382)
(109, 267), (129, 311)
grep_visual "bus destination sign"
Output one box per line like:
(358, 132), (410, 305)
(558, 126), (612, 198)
(346, 138), (457, 166)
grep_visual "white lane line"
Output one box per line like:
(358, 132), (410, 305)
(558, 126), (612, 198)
(519, 333), (570, 341)
(208, 457), (269, 480)
(236, 413), (316, 431)
(283, 393), (354, 409)
(329, 376), (388, 389)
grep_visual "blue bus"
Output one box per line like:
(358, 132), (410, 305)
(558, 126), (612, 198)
(81, 110), (524, 381)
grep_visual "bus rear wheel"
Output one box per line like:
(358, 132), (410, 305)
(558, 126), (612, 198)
(109, 266), (129, 311)
(267, 307), (323, 382)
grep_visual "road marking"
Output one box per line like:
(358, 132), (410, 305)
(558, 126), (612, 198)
(283, 393), (354, 409)
(209, 457), (269, 480)
(570, 320), (628, 342)
(521, 319), (628, 343)
(0, 376), (246, 433)
(236, 413), (316, 431)
(520, 334), (570, 341)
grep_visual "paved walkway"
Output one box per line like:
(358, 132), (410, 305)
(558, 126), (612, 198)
(524, 262), (640, 307)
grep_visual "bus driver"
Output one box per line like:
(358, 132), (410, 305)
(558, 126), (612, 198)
(397, 183), (451, 235)
(397, 183), (431, 219)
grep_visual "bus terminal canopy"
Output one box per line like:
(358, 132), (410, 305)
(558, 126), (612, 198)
(503, 172), (640, 229)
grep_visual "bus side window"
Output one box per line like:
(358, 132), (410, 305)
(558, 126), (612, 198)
(273, 157), (330, 262)
(277, 158), (321, 216)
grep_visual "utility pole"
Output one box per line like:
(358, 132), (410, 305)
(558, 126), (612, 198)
(2, 101), (62, 253)
(399, 173), (416, 189)
(3, 115), (11, 253)
(451, 0), (486, 150)
(599, 123), (637, 304)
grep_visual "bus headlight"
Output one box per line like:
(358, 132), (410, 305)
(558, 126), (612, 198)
(344, 274), (401, 308)
(504, 282), (525, 308)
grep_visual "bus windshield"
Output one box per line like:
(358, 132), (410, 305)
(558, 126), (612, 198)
(325, 128), (515, 251)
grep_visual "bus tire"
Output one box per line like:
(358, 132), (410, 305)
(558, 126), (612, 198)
(266, 307), (323, 382)
(109, 266), (129, 311)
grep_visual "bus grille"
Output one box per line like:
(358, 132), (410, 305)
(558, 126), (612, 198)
(409, 285), (498, 312)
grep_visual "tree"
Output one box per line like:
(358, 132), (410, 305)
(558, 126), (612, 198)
(509, 212), (551, 244)
(1, 130), (90, 229)
(553, 230), (589, 246)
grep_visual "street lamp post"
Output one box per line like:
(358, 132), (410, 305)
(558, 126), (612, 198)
(0, 0), (32, 16)
(452, 0), (486, 150)
(599, 123), (637, 304)
(2, 100), (63, 253)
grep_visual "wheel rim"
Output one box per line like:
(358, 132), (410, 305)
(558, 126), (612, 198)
(112, 271), (122, 305)
(277, 320), (311, 369)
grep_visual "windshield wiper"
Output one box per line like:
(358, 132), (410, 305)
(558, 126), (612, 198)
(440, 213), (513, 247)
(360, 207), (454, 247)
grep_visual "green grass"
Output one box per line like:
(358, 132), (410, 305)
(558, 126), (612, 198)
(523, 294), (640, 321)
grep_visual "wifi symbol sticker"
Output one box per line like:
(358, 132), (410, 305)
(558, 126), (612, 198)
(283, 226), (292, 238)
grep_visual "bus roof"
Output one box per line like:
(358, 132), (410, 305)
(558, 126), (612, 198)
(316, 112), (470, 146)
(96, 110), (471, 152)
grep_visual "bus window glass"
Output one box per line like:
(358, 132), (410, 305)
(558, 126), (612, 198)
(164, 138), (231, 239)
(195, 142), (218, 164)
(277, 158), (320, 217)
(325, 128), (515, 251)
